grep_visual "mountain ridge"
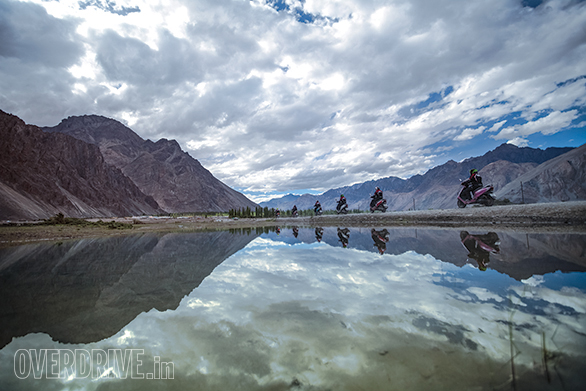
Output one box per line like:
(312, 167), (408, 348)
(0, 110), (163, 220)
(495, 143), (586, 203)
(260, 143), (579, 211)
(43, 115), (258, 213)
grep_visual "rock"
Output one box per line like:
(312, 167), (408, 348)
(44, 115), (258, 213)
(0, 110), (163, 220)
(495, 143), (586, 203)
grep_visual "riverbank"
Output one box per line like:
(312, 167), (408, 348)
(1, 201), (585, 248)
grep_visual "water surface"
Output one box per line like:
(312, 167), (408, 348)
(1, 227), (585, 390)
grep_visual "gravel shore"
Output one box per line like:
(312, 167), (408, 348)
(1, 201), (585, 247)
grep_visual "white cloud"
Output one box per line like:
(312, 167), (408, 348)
(487, 120), (507, 133)
(507, 137), (530, 147)
(454, 126), (485, 141)
(1, 0), (586, 194)
(494, 110), (578, 140)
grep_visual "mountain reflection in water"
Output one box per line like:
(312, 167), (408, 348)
(0, 230), (259, 348)
(1, 227), (585, 391)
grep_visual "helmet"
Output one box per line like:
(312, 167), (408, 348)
(375, 187), (380, 191)
(470, 169), (478, 175)
(340, 194), (344, 197)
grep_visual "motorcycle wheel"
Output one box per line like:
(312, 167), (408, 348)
(481, 195), (495, 207)
(457, 199), (466, 208)
(487, 232), (499, 242)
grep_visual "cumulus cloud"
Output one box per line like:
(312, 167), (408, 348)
(454, 126), (485, 141)
(1, 0), (585, 197)
(507, 137), (530, 147)
(495, 110), (579, 140)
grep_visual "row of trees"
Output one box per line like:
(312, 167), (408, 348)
(229, 207), (279, 218)
(228, 207), (366, 218)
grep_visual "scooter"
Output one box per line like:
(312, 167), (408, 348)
(370, 198), (387, 213)
(457, 184), (495, 208)
(337, 228), (350, 248)
(460, 231), (500, 254)
(371, 228), (390, 254)
(315, 227), (324, 242)
(460, 231), (500, 271)
(314, 205), (323, 216)
(336, 201), (348, 214)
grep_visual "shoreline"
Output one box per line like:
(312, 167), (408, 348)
(1, 201), (585, 248)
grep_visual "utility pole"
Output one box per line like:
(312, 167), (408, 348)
(520, 181), (525, 204)
(413, 198), (416, 211)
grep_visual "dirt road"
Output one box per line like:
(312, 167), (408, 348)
(296, 200), (586, 230)
(1, 201), (585, 247)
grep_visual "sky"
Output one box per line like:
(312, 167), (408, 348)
(1, 0), (585, 203)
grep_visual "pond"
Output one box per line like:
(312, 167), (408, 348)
(1, 227), (585, 390)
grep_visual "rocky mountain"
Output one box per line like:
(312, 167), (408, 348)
(0, 230), (258, 348)
(0, 110), (162, 220)
(495, 142), (586, 203)
(290, 227), (586, 280)
(260, 143), (578, 211)
(43, 115), (257, 213)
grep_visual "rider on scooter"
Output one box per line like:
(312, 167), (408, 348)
(314, 200), (323, 215)
(370, 187), (383, 208)
(337, 194), (347, 212)
(461, 169), (483, 200)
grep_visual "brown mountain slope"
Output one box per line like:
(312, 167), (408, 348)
(495, 143), (586, 203)
(261, 143), (574, 211)
(0, 110), (162, 220)
(44, 115), (258, 212)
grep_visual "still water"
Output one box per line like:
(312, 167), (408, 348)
(0, 227), (585, 390)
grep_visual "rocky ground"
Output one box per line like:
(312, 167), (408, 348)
(1, 201), (585, 248)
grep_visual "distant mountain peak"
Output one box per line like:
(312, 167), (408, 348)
(47, 114), (145, 149)
(260, 142), (580, 211)
(0, 110), (162, 220)
(61, 114), (124, 128)
(43, 114), (257, 213)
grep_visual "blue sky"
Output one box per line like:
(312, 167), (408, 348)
(1, 0), (585, 202)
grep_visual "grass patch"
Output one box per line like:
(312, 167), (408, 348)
(41, 213), (133, 230)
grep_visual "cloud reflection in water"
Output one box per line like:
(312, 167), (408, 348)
(1, 227), (585, 390)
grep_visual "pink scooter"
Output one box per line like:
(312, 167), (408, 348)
(457, 184), (495, 208)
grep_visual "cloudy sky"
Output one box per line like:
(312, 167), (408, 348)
(1, 0), (585, 202)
